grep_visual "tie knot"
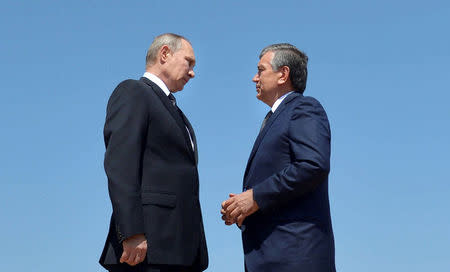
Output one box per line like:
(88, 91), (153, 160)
(168, 93), (176, 106)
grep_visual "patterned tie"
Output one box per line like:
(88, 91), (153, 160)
(167, 93), (195, 151)
(260, 110), (273, 132)
(168, 93), (177, 107)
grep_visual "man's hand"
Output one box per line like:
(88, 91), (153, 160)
(221, 189), (259, 227)
(221, 193), (237, 225)
(120, 234), (147, 266)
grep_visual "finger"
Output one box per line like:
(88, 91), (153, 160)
(226, 216), (236, 224)
(222, 199), (231, 209)
(225, 200), (238, 215)
(140, 242), (148, 255)
(224, 217), (234, 223)
(138, 246), (147, 261)
(224, 216), (234, 225)
(127, 249), (138, 266)
(222, 214), (235, 224)
(229, 204), (242, 219)
(237, 214), (246, 227)
(229, 193), (236, 197)
(226, 209), (238, 221)
(137, 247), (147, 264)
(134, 252), (142, 265)
(120, 249), (129, 263)
(221, 200), (227, 208)
(223, 196), (237, 210)
(221, 208), (231, 216)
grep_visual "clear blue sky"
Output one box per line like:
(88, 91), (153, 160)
(1, 1), (449, 271)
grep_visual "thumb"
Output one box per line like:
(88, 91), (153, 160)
(237, 214), (245, 227)
(229, 193), (236, 197)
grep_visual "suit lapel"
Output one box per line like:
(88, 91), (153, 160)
(244, 92), (300, 181)
(179, 110), (198, 164)
(141, 77), (196, 163)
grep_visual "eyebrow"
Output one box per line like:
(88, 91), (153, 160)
(186, 57), (196, 66)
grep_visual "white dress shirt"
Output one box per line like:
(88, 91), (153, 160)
(271, 91), (294, 113)
(143, 72), (171, 96)
(143, 72), (195, 151)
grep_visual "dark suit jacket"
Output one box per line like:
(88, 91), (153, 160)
(99, 77), (208, 271)
(242, 92), (335, 272)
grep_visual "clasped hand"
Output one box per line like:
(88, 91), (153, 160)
(120, 234), (147, 266)
(220, 189), (259, 227)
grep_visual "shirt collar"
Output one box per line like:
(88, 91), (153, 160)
(271, 91), (294, 113)
(143, 72), (171, 96)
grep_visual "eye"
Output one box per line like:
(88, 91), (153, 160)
(186, 57), (195, 68)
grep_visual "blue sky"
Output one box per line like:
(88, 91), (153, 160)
(1, 1), (449, 271)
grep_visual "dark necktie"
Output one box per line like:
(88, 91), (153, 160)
(168, 93), (195, 151)
(260, 110), (273, 132)
(168, 93), (177, 107)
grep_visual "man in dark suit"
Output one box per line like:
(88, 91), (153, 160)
(99, 33), (208, 272)
(222, 43), (335, 271)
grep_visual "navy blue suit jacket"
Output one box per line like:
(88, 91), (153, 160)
(242, 92), (335, 272)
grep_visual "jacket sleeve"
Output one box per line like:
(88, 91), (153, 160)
(103, 80), (148, 241)
(252, 99), (331, 212)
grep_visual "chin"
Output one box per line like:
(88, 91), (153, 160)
(177, 83), (187, 92)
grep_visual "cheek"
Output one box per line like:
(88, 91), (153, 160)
(260, 78), (266, 88)
(177, 64), (188, 75)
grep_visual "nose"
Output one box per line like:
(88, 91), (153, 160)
(252, 73), (259, 82)
(189, 69), (195, 78)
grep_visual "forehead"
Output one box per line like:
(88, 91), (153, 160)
(179, 40), (195, 57)
(258, 51), (274, 67)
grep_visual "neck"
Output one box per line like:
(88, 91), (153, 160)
(146, 66), (172, 91)
(267, 89), (291, 107)
(146, 66), (162, 79)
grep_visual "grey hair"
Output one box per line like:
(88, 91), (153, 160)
(259, 43), (308, 93)
(145, 33), (190, 66)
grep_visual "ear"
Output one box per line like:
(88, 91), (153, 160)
(278, 66), (290, 84)
(159, 45), (171, 64)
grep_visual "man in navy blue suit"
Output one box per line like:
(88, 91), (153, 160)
(221, 44), (336, 271)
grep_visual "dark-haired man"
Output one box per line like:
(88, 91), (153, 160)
(222, 44), (335, 272)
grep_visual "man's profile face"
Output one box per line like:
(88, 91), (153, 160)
(252, 51), (280, 106)
(165, 39), (196, 92)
